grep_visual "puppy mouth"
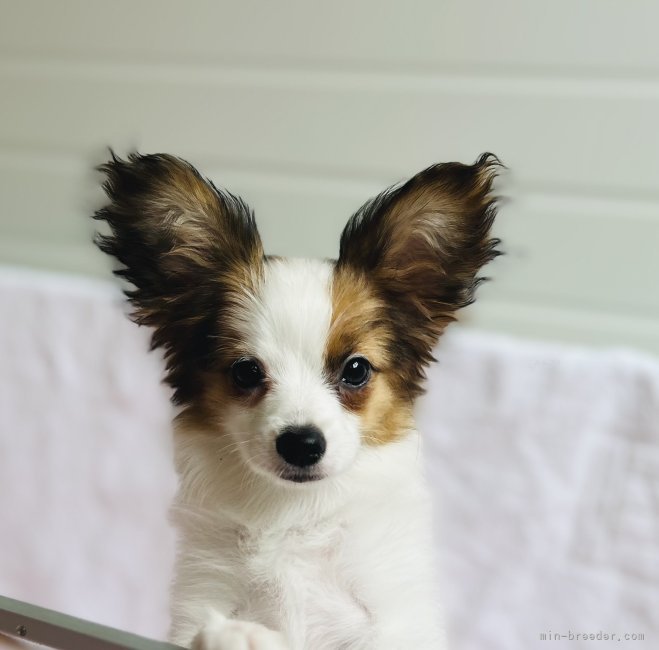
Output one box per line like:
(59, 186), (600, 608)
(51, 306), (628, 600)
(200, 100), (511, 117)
(278, 467), (325, 483)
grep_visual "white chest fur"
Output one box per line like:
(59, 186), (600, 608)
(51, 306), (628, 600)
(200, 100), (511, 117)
(235, 521), (374, 649)
(170, 432), (444, 649)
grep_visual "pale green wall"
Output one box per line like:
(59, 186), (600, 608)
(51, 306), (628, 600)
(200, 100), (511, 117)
(1, 1), (658, 354)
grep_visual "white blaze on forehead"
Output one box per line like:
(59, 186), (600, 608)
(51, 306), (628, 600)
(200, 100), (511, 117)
(232, 257), (362, 478)
(245, 258), (333, 382)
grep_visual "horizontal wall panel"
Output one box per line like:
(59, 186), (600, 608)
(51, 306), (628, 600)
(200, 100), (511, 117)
(0, 163), (95, 244)
(1, 1), (659, 74)
(1, 1), (657, 359)
(464, 299), (659, 358)
(2, 161), (658, 321)
(2, 66), (659, 196)
(493, 198), (659, 319)
(0, 240), (113, 279)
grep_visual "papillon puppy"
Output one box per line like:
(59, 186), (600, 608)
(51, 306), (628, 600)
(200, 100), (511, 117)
(93, 152), (501, 650)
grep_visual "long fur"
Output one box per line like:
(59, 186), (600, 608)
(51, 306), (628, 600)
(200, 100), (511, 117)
(93, 152), (502, 650)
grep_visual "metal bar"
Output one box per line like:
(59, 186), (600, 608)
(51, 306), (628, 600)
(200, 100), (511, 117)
(0, 595), (184, 650)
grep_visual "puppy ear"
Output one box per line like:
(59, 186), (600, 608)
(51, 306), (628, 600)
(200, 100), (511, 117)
(93, 152), (264, 403)
(337, 153), (501, 392)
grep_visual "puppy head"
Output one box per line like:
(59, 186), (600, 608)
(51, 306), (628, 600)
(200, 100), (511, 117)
(95, 153), (500, 485)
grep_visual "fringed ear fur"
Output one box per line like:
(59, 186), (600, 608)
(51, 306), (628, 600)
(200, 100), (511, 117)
(94, 151), (500, 403)
(93, 152), (264, 404)
(336, 153), (502, 396)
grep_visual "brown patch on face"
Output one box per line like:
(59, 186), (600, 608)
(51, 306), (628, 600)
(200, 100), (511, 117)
(327, 154), (503, 442)
(327, 265), (413, 445)
(174, 358), (272, 438)
(93, 152), (264, 405)
(325, 266), (391, 375)
(337, 153), (502, 397)
(358, 375), (414, 445)
(336, 372), (414, 446)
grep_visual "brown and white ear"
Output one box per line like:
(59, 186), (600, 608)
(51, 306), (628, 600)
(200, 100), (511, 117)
(93, 152), (263, 403)
(337, 153), (501, 383)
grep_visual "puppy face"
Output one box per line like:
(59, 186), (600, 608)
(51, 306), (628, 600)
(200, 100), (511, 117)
(95, 153), (500, 484)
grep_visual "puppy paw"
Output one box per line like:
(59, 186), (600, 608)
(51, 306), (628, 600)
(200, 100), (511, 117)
(191, 614), (288, 650)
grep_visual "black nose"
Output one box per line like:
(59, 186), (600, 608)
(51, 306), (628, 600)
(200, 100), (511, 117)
(276, 424), (326, 468)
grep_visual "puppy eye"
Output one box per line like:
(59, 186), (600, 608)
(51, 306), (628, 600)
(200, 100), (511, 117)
(340, 356), (371, 388)
(231, 357), (264, 390)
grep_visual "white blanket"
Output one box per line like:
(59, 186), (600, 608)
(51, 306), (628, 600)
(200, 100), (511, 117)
(1, 268), (657, 649)
(418, 330), (659, 648)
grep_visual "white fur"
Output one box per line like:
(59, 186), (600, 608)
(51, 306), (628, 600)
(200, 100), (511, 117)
(169, 258), (445, 650)
(227, 259), (362, 482)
